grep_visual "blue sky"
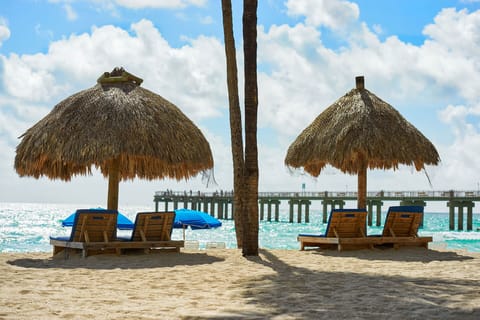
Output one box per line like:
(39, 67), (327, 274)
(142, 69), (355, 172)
(1, 0), (480, 206)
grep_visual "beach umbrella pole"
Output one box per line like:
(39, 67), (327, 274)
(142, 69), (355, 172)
(107, 157), (120, 211)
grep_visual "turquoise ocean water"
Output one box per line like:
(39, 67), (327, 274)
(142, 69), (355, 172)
(1, 202), (480, 253)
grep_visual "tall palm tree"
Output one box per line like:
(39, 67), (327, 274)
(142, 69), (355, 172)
(242, 0), (259, 255)
(221, 0), (245, 248)
(221, 0), (259, 255)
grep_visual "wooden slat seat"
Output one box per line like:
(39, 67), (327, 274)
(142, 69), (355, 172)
(298, 209), (374, 251)
(117, 212), (184, 253)
(372, 206), (432, 249)
(50, 209), (118, 258)
(50, 211), (184, 258)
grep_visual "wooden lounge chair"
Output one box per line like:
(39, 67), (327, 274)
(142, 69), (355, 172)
(298, 209), (374, 251)
(117, 212), (184, 253)
(50, 209), (118, 258)
(373, 206), (432, 249)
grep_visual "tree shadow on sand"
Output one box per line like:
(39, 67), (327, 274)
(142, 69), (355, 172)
(7, 251), (224, 270)
(308, 246), (476, 262)
(240, 249), (480, 319)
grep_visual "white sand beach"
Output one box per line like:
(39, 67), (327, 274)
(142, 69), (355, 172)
(1, 248), (480, 320)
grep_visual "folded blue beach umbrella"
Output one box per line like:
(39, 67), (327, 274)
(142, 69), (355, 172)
(61, 208), (134, 230)
(173, 208), (222, 230)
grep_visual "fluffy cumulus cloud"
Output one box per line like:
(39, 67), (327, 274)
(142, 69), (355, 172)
(436, 103), (480, 188)
(426, 8), (480, 189)
(1, 19), (226, 119)
(420, 8), (480, 102)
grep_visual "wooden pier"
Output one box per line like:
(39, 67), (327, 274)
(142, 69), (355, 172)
(153, 190), (480, 231)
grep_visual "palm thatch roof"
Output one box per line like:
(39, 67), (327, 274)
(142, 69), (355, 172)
(15, 68), (213, 181)
(285, 76), (440, 208)
(15, 68), (213, 209)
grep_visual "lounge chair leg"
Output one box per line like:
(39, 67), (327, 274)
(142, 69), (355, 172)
(61, 248), (69, 260)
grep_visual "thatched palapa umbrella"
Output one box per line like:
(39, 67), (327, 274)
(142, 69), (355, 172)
(15, 68), (213, 210)
(285, 76), (440, 209)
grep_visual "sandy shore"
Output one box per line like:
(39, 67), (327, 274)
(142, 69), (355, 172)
(1, 247), (480, 320)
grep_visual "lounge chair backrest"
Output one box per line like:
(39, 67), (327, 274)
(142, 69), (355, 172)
(70, 209), (118, 243)
(382, 206), (423, 237)
(325, 209), (367, 238)
(131, 212), (175, 242)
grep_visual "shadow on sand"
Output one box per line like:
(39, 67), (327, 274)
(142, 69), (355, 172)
(239, 248), (480, 319)
(307, 246), (475, 262)
(7, 251), (224, 270)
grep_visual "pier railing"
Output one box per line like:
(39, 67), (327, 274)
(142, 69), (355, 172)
(155, 190), (480, 200)
(154, 190), (479, 231)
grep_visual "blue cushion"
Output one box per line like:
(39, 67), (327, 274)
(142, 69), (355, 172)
(388, 206), (423, 213)
(49, 236), (70, 241)
(298, 234), (325, 238)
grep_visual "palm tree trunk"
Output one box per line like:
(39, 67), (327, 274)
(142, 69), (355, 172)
(221, 0), (245, 248)
(242, 0), (259, 256)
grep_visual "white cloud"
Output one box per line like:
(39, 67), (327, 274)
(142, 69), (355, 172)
(419, 9), (480, 104)
(372, 24), (383, 35)
(64, 3), (78, 21)
(0, 18), (10, 47)
(285, 0), (359, 30)
(34, 24), (54, 41)
(1, 19), (226, 119)
(200, 15), (214, 25)
(423, 8), (480, 66)
(0, 96), (51, 140)
(425, 100), (480, 189)
(1, 54), (65, 102)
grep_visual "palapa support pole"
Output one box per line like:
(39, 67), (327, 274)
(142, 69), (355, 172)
(356, 78), (367, 210)
(107, 157), (120, 211)
(358, 162), (367, 209)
